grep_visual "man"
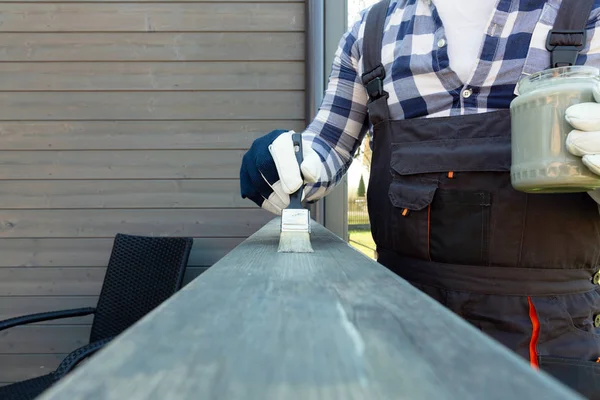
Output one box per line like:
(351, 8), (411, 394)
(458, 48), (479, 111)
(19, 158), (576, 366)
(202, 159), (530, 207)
(240, 0), (600, 397)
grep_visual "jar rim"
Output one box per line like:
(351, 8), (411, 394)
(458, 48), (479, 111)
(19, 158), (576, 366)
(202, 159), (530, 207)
(518, 66), (600, 94)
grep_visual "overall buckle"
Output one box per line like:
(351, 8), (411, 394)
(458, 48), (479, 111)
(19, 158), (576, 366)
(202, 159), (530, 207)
(545, 29), (587, 68)
(361, 64), (388, 102)
(366, 77), (385, 99)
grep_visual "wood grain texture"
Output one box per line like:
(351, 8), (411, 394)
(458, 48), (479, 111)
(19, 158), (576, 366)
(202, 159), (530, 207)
(0, 297), (97, 325)
(5, 0), (303, 2)
(0, 150), (246, 180)
(0, 92), (304, 120)
(0, 268), (106, 296)
(0, 209), (271, 238)
(0, 354), (65, 382)
(0, 120), (306, 150)
(0, 62), (304, 91)
(0, 4), (304, 32)
(0, 325), (91, 354)
(0, 0), (306, 387)
(38, 219), (583, 400)
(0, 180), (248, 209)
(0, 267), (206, 296)
(0, 238), (242, 267)
(0, 33), (304, 61)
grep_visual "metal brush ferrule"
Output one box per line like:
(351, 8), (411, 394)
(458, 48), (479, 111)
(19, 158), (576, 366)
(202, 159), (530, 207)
(280, 209), (311, 233)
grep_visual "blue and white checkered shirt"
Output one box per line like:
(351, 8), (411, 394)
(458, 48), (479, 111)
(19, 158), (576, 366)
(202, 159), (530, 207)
(302, 0), (600, 201)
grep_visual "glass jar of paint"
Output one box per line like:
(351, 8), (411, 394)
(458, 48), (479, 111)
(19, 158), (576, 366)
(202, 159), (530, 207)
(510, 66), (600, 193)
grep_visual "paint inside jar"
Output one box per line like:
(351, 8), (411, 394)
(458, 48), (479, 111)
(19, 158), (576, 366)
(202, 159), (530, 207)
(510, 66), (600, 193)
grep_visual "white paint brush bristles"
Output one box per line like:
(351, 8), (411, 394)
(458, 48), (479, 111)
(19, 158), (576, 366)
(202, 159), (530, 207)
(278, 209), (313, 253)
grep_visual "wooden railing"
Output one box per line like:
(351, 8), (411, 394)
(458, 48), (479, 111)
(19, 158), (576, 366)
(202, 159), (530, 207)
(37, 219), (582, 399)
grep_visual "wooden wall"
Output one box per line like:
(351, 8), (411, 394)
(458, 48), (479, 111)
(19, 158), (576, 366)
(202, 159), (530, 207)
(0, 0), (306, 385)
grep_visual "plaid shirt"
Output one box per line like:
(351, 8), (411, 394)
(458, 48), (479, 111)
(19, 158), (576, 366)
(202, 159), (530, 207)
(302, 0), (600, 201)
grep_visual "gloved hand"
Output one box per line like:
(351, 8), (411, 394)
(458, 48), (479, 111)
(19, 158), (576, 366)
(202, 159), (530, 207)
(565, 83), (600, 175)
(565, 82), (600, 203)
(240, 129), (324, 215)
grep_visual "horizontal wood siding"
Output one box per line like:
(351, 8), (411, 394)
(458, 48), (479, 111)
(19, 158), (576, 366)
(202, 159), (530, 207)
(0, 62), (304, 91)
(0, 0), (305, 385)
(0, 238), (243, 267)
(0, 267), (207, 297)
(0, 33), (304, 61)
(0, 121), (307, 150)
(0, 355), (67, 383)
(0, 4), (304, 32)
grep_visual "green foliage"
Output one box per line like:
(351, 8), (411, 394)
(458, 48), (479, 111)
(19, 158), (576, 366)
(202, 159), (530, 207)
(357, 175), (366, 197)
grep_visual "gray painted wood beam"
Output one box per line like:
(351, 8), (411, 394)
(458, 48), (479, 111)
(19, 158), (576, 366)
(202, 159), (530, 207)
(38, 219), (582, 400)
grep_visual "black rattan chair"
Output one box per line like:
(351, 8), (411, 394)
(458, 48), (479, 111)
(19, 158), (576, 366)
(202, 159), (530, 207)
(0, 233), (194, 400)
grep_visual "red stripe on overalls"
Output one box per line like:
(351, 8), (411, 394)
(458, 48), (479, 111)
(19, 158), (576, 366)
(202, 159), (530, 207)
(527, 297), (540, 369)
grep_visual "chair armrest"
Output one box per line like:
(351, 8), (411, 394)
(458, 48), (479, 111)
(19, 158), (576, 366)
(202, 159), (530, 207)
(53, 336), (114, 381)
(0, 307), (96, 332)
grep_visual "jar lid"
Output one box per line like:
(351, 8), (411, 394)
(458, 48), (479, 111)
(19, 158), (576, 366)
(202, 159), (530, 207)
(518, 66), (600, 94)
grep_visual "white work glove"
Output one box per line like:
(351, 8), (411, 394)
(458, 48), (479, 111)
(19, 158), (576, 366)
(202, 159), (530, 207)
(240, 130), (325, 215)
(565, 82), (600, 202)
(566, 84), (600, 173)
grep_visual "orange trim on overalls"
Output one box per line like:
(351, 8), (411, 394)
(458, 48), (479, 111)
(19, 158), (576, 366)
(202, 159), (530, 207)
(448, 171), (454, 179)
(527, 297), (540, 369)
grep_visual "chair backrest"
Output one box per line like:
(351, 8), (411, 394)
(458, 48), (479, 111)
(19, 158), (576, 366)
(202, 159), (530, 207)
(89, 233), (193, 343)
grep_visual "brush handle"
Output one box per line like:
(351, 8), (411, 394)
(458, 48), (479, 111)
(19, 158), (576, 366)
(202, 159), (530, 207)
(289, 133), (304, 209)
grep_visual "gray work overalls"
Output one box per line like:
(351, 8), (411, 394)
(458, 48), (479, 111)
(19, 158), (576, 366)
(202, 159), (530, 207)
(361, 0), (600, 397)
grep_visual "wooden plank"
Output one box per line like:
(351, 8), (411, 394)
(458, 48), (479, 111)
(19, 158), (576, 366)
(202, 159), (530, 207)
(0, 33), (304, 62)
(0, 239), (115, 267)
(0, 180), (248, 209)
(0, 91), (304, 120)
(37, 219), (583, 400)
(6, 0), (303, 3)
(0, 150), (246, 180)
(0, 237), (243, 267)
(0, 276), (209, 329)
(0, 297), (97, 325)
(0, 209), (271, 238)
(0, 266), (206, 296)
(0, 4), (304, 32)
(0, 120), (306, 150)
(0, 62), (304, 91)
(0, 268), (106, 296)
(0, 325), (90, 354)
(0, 354), (66, 383)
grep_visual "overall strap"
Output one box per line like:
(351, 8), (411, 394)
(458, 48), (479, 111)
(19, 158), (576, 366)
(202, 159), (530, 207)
(361, 0), (391, 125)
(546, 0), (595, 68)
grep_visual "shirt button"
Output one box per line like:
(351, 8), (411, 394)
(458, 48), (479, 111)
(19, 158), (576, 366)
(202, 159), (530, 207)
(437, 38), (447, 48)
(462, 88), (473, 98)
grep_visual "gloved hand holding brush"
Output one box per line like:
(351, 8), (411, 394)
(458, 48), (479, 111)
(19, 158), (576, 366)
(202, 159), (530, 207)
(240, 129), (326, 215)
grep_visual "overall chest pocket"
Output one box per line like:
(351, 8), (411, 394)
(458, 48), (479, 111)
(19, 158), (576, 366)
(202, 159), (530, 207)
(388, 135), (509, 266)
(387, 173), (493, 266)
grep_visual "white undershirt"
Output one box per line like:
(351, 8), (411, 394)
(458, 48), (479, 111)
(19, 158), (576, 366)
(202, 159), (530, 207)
(433, 0), (498, 83)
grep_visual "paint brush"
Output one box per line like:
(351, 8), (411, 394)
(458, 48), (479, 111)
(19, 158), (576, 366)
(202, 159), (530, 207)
(277, 132), (314, 253)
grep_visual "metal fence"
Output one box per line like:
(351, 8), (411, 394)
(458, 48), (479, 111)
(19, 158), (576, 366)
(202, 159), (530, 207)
(348, 198), (370, 230)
